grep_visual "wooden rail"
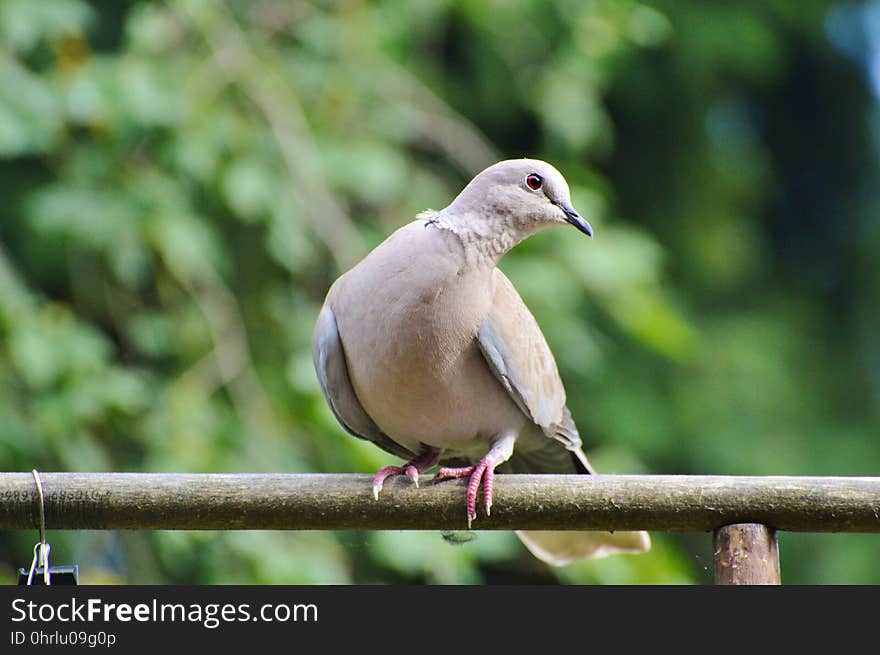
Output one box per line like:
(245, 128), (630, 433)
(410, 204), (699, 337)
(2, 472), (878, 584)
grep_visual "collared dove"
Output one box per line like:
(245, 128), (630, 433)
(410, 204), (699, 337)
(313, 159), (650, 565)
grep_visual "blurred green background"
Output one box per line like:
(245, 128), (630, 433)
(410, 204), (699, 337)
(1, 0), (878, 584)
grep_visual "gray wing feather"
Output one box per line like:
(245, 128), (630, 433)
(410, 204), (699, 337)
(477, 320), (534, 421)
(312, 306), (414, 460)
(477, 270), (594, 472)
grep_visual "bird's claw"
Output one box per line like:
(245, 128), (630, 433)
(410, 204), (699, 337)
(373, 465), (403, 500)
(374, 451), (497, 528)
(436, 460), (495, 526)
(404, 464), (420, 488)
(372, 462), (425, 500)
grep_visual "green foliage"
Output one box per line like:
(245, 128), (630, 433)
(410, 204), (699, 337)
(0, 0), (877, 584)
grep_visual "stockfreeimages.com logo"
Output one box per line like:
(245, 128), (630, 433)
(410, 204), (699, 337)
(11, 597), (318, 630)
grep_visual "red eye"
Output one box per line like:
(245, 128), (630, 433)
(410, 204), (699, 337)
(525, 173), (543, 190)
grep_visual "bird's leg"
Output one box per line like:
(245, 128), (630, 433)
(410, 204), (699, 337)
(372, 446), (441, 500)
(435, 432), (516, 527)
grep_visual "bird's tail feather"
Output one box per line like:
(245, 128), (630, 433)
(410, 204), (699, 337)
(505, 424), (651, 566)
(516, 530), (651, 566)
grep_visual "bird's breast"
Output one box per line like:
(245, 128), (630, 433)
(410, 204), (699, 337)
(331, 255), (525, 452)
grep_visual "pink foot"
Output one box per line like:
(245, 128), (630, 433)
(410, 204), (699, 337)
(435, 460), (496, 528)
(372, 448), (440, 500)
(372, 464), (420, 499)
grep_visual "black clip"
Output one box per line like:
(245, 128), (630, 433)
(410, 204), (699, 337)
(17, 564), (80, 586)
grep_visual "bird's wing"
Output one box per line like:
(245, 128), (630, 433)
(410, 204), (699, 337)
(476, 269), (593, 472)
(312, 305), (415, 460)
(477, 271), (649, 563)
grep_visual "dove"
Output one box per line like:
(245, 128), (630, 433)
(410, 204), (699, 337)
(313, 159), (649, 564)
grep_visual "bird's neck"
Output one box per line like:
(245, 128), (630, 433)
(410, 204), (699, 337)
(420, 208), (541, 268)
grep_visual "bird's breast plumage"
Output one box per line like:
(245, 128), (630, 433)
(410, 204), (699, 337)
(328, 221), (526, 453)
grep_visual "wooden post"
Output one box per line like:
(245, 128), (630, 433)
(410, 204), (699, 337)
(714, 523), (781, 585)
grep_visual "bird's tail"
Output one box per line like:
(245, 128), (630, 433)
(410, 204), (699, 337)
(503, 421), (651, 566)
(515, 530), (650, 566)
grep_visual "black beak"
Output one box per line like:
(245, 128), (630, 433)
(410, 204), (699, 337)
(554, 201), (593, 238)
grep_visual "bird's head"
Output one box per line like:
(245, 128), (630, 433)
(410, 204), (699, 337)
(443, 159), (593, 242)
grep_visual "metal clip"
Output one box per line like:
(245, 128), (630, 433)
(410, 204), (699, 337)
(26, 469), (51, 586)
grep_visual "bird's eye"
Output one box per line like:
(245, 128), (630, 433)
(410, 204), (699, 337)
(525, 173), (543, 191)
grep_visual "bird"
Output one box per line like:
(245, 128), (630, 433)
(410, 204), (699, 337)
(312, 158), (650, 565)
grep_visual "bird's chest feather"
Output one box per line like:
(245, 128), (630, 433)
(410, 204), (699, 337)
(358, 273), (489, 384)
(332, 261), (521, 448)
